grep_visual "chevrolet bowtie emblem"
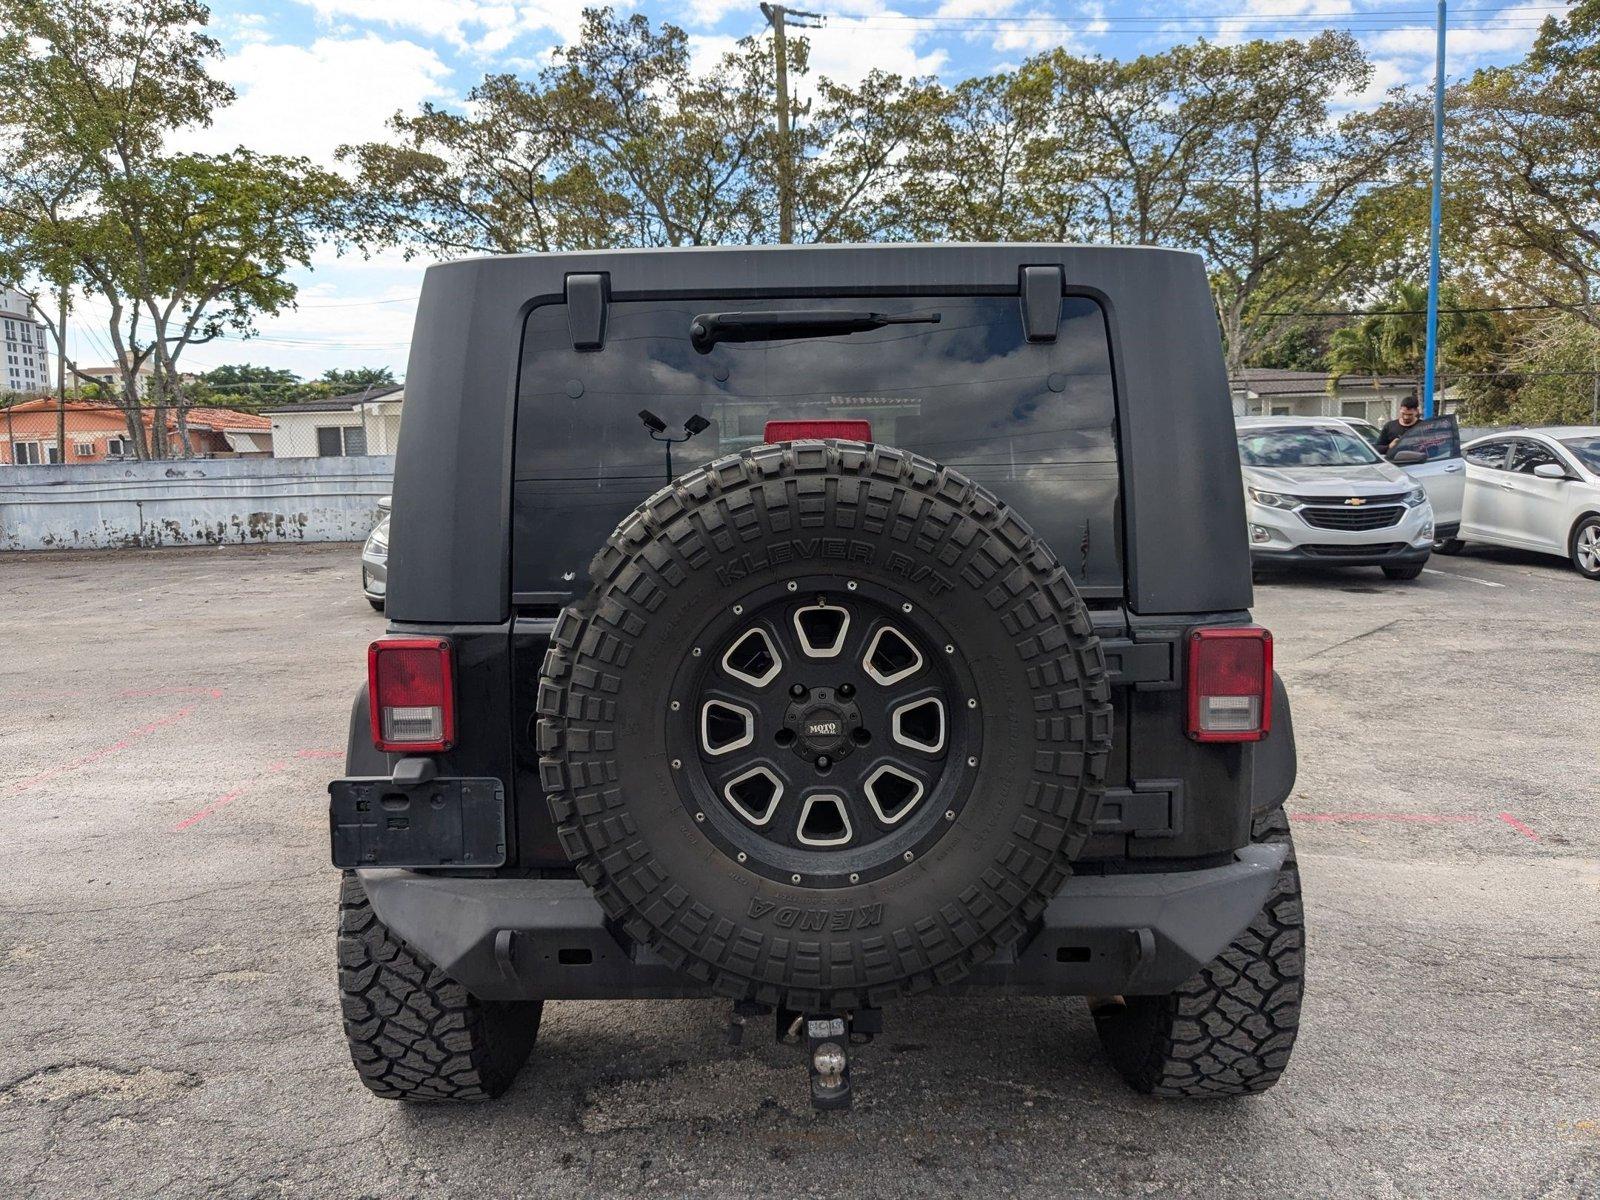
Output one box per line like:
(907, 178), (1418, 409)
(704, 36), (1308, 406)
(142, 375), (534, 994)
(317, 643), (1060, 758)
(1344, 497), (1367, 506)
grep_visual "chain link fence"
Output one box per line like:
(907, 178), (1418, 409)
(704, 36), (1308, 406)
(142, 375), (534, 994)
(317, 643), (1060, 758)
(263, 392), (402, 460)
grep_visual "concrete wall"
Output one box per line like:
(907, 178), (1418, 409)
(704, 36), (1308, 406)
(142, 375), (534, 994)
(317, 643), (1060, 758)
(0, 455), (393, 550)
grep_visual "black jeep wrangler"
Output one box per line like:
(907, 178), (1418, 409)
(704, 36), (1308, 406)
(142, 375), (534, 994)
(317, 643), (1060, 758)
(331, 244), (1302, 1109)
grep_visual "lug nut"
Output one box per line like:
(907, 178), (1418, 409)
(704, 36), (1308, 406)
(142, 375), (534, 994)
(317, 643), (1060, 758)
(838, 683), (855, 698)
(790, 683), (807, 699)
(815, 755), (831, 770)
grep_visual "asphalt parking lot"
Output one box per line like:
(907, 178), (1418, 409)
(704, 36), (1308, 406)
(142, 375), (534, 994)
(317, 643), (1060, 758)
(1, 541), (1596, 1199)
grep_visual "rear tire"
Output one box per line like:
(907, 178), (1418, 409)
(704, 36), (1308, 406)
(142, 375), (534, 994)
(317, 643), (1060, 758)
(1092, 809), (1304, 1097)
(1382, 565), (1424, 580)
(367, 597), (385, 612)
(1570, 516), (1600, 580)
(337, 873), (541, 1102)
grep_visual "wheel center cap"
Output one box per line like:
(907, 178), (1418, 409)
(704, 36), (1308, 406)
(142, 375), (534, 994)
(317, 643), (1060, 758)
(784, 689), (860, 758)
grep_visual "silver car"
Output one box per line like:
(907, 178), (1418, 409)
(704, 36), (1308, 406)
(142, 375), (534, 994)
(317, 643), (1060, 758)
(362, 496), (390, 611)
(1236, 418), (1435, 579)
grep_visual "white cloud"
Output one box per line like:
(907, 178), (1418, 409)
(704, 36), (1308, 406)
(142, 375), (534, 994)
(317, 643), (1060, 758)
(1366, 2), (1546, 62)
(1332, 54), (1410, 109)
(682, 0), (748, 26)
(293, 0), (591, 54)
(692, 7), (945, 89)
(798, 13), (949, 84)
(183, 35), (453, 165)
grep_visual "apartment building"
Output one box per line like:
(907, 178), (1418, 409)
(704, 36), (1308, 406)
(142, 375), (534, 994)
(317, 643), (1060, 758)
(1, 286), (52, 397)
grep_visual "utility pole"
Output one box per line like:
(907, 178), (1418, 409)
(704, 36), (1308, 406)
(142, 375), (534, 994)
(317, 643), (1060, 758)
(1421, 0), (1447, 419)
(761, 3), (823, 244)
(56, 291), (67, 464)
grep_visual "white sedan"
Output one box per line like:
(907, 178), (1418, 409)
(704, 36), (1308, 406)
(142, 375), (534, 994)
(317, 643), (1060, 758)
(1441, 427), (1600, 579)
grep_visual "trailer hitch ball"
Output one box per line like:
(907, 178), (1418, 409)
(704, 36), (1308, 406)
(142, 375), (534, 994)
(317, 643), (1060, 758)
(812, 1042), (847, 1080)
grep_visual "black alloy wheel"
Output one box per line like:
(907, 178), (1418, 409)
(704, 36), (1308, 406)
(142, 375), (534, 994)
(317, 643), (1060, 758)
(674, 576), (980, 889)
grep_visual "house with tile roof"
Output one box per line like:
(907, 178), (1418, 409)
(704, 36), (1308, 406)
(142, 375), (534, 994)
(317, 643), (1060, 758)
(0, 399), (272, 464)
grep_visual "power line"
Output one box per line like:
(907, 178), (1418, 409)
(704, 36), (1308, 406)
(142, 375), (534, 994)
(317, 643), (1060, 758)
(836, 3), (1564, 25)
(1266, 302), (1588, 317)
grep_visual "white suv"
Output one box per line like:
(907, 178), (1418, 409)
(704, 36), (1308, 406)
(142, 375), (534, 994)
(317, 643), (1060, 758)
(1236, 417), (1435, 580)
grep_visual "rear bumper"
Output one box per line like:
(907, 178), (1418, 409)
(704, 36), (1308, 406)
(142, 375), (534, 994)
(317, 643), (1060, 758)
(357, 843), (1285, 1002)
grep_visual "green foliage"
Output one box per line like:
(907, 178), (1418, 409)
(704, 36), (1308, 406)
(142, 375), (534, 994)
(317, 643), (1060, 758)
(1448, 2), (1600, 331)
(197, 362), (302, 408)
(319, 367), (396, 391)
(0, 0), (348, 457)
(1252, 325), (1328, 373)
(1458, 314), (1599, 426)
(1324, 283), (1498, 400)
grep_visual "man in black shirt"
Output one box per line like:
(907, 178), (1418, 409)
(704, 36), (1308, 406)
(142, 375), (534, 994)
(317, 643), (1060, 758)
(1377, 397), (1421, 456)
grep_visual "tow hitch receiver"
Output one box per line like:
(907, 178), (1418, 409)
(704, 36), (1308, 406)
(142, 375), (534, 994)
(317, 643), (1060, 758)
(805, 1015), (852, 1110)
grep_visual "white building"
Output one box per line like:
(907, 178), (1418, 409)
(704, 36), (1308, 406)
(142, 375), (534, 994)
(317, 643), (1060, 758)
(73, 359), (158, 400)
(1230, 369), (1420, 423)
(265, 386), (403, 458)
(1, 286), (52, 397)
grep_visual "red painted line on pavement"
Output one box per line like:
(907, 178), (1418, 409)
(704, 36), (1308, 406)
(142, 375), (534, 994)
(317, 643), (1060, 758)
(1497, 812), (1540, 840)
(6, 706), (200, 796)
(173, 751), (333, 831)
(173, 786), (250, 831)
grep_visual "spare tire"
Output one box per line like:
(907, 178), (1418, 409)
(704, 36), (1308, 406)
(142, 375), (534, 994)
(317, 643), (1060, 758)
(538, 440), (1111, 1009)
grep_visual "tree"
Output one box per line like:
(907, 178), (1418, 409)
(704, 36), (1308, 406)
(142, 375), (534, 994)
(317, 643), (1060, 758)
(1326, 320), (1392, 392)
(1324, 282), (1496, 400)
(1446, 2), (1600, 335)
(1182, 34), (1425, 377)
(0, 0), (347, 458)
(115, 150), (347, 453)
(790, 67), (947, 243)
(343, 11), (775, 256)
(320, 367), (396, 392)
(0, 0), (234, 457)
(199, 362), (302, 408)
(898, 73), (1051, 242)
(1020, 45), (1231, 246)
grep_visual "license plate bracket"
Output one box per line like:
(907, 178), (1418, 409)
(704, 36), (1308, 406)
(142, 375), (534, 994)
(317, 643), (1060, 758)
(329, 777), (506, 869)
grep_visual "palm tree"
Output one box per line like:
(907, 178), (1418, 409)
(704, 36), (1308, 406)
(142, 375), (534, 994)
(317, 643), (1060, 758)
(1327, 318), (1392, 398)
(1327, 283), (1493, 405)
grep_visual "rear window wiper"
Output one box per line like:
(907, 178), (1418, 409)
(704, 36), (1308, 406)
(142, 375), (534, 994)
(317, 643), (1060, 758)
(689, 309), (941, 353)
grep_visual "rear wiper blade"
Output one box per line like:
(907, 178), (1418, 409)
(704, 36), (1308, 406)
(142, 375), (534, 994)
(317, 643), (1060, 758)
(689, 309), (941, 353)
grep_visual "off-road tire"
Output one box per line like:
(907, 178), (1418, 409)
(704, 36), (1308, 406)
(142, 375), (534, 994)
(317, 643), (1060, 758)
(1093, 808), (1304, 1097)
(337, 873), (542, 1102)
(1382, 565), (1424, 580)
(538, 440), (1112, 1010)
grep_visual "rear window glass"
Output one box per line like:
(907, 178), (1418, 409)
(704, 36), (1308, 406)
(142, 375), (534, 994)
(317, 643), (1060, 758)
(513, 295), (1121, 600)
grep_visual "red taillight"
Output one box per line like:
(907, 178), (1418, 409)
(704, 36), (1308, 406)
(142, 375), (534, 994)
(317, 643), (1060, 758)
(368, 637), (456, 752)
(764, 419), (873, 442)
(1186, 627), (1272, 743)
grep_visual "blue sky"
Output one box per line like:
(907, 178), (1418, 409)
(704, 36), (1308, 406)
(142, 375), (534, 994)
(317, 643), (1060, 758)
(68, 0), (1557, 383)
